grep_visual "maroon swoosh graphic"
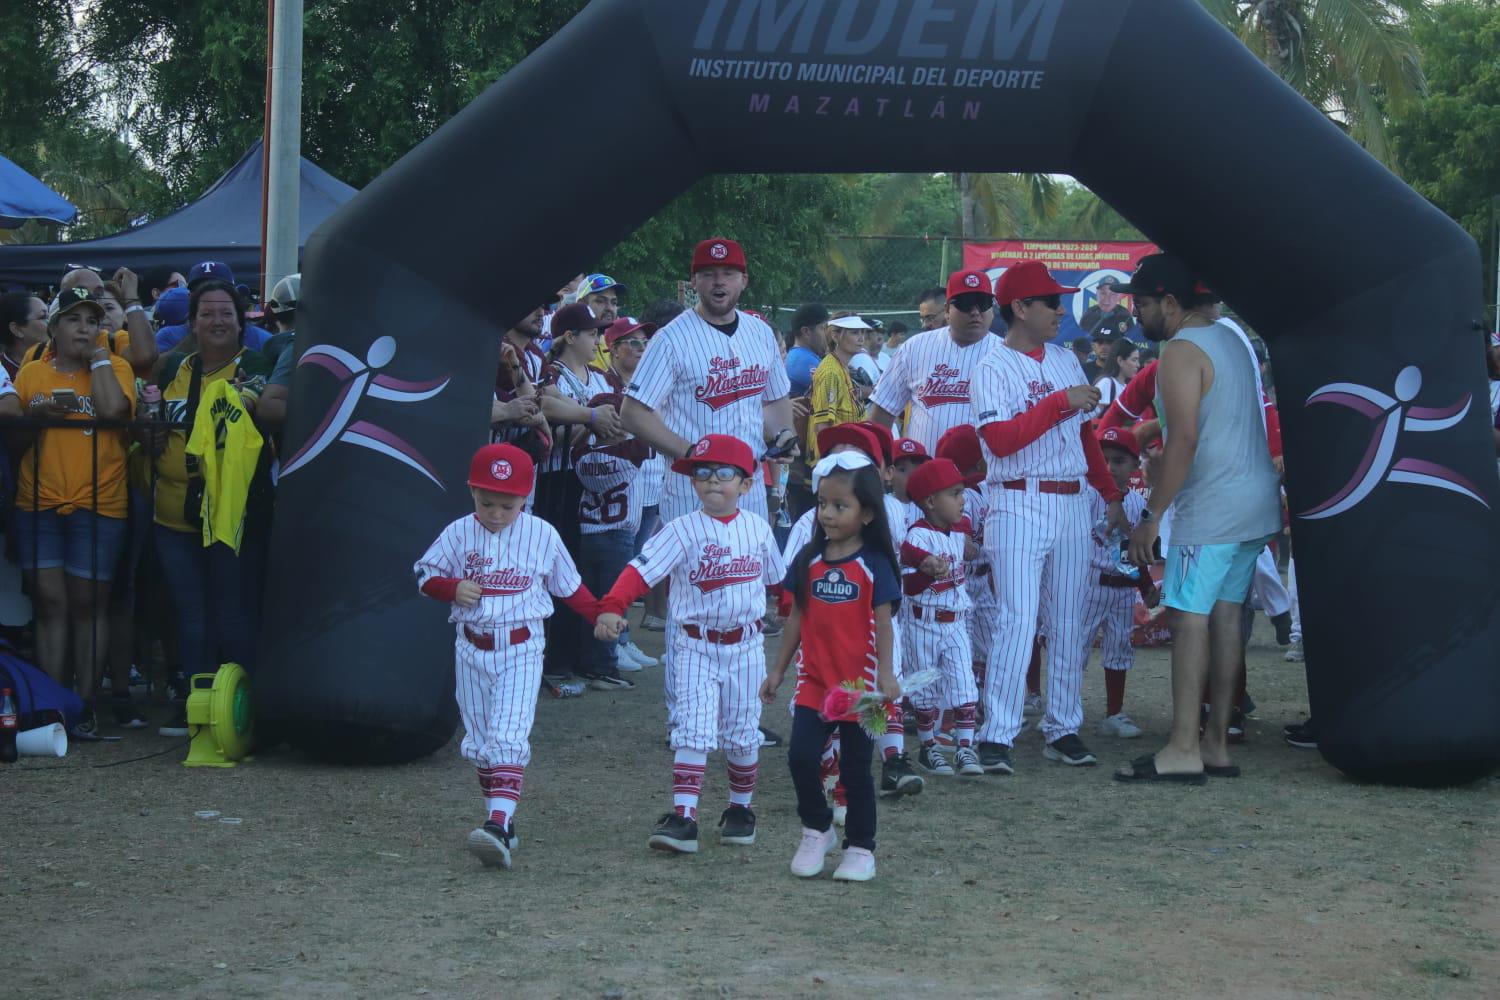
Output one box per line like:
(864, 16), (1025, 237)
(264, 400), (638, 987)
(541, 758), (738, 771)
(691, 572), (762, 594)
(1301, 415), (1390, 516)
(372, 373), (449, 392)
(696, 387), (764, 411)
(1307, 391), (1385, 419)
(284, 379), (356, 467)
(1407, 395), (1470, 420)
(347, 419), (444, 482)
(1391, 458), (1483, 497)
(299, 353), (356, 379)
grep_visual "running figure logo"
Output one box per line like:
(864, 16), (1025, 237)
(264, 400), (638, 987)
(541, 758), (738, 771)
(1299, 365), (1488, 519)
(281, 336), (451, 487)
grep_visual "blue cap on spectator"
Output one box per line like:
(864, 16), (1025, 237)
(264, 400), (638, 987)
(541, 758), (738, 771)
(188, 260), (234, 287)
(155, 286), (190, 325)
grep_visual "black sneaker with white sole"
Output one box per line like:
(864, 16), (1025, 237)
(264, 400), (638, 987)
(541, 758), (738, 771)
(879, 753), (924, 797)
(648, 812), (699, 854)
(583, 672), (635, 691)
(718, 805), (757, 845)
(758, 726), (783, 748)
(1283, 719), (1317, 749)
(111, 695), (149, 729)
(1043, 733), (1098, 766)
(466, 820), (515, 869)
(977, 741), (1014, 774)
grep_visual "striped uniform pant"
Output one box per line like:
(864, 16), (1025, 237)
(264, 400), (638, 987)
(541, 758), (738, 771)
(453, 624), (543, 768)
(978, 488), (1093, 746)
(1080, 582), (1137, 673)
(903, 613), (977, 711)
(668, 630), (765, 755)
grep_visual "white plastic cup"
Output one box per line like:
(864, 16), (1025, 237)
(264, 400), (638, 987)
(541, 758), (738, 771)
(17, 723), (67, 757)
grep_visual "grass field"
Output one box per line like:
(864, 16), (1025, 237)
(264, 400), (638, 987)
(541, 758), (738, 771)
(8, 615), (1497, 999)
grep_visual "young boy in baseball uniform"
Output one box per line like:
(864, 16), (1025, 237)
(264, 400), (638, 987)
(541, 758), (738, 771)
(594, 434), (785, 855)
(901, 458), (983, 776)
(935, 425), (999, 725)
(414, 443), (602, 870)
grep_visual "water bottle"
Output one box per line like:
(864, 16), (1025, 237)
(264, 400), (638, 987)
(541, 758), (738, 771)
(775, 464), (792, 528)
(1096, 515), (1140, 580)
(0, 688), (17, 763)
(140, 383), (164, 455)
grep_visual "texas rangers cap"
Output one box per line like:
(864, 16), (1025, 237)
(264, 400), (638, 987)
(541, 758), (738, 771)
(995, 261), (1080, 307)
(893, 438), (931, 464)
(672, 434), (756, 479)
(1097, 426), (1141, 461)
(1112, 253), (1210, 301)
(946, 269), (994, 302)
(855, 420), (894, 466)
(817, 424), (884, 467)
(467, 443), (535, 496)
(936, 424), (985, 487)
(153, 286), (190, 326)
(47, 286), (106, 324)
(692, 237), (747, 274)
(907, 458), (965, 505)
(550, 302), (611, 338)
(187, 260), (234, 287)
(604, 317), (656, 347)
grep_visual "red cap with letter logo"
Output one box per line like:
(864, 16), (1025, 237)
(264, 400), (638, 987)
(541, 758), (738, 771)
(995, 260), (1080, 306)
(855, 420), (894, 466)
(671, 433), (756, 479)
(468, 443), (535, 496)
(945, 269), (993, 302)
(936, 424), (985, 487)
(1097, 426), (1141, 460)
(817, 424), (884, 467)
(692, 237), (747, 274)
(907, 458), (965, 505)
(893, 438), (931, 463)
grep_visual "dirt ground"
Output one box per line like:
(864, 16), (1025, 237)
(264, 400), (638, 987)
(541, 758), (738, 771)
(6, 615), (1497, 1000)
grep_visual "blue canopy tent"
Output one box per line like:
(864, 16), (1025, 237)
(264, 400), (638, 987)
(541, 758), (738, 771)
(0, 152), (77, 228)
(0, 140), (356, 288)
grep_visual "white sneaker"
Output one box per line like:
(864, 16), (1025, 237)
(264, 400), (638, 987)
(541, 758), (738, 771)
(614, 645), (644, 672)
(832, 847), (876, 882)
(1099, 713), (1143, 739)
(622, 640), (658, 667)
(1024, 693), (1044, 717)
(790, 826), (837, 877)
(1285, 644), (1304, 662)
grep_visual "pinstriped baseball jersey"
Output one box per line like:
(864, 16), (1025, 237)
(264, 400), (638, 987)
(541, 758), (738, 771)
(414, 512), (581, 626)
(903, 521), (971, 612)
(575, 440), (645, 536)
(972, 342), (1090, 482)
(962, 487), (997, 607)
(870, 327), (1000, 451)
(631, 509), (784, 628)
(1088, 487), (1147, 572)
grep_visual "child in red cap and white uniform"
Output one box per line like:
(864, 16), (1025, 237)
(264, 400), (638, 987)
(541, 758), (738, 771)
(415, 443), (603, 871)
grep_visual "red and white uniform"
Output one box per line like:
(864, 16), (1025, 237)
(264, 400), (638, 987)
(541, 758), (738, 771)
(971, 341), (1120, 747)
(625, 310), (789, 523)
(414, 513), (592, 773)
(1081, 488), (1148, 675)
(601, 509), (785, 755)
(870, 328), (999, 452)
(962, 487), (1000, 670)
(900, 519), (976, 712)
(575, 437), (649, 536)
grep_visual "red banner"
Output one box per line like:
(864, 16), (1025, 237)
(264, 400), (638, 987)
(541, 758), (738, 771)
(963, 240), (1158, 272)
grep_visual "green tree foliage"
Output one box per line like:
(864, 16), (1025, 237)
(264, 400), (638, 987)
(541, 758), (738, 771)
(0, 2), (87, 176)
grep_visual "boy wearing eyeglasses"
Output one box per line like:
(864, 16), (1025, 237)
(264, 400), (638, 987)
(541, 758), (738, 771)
(594, 434), (786, 855)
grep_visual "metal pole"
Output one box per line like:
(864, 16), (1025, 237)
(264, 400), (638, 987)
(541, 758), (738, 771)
(258, 0), (275, 295)
(264, 0), (304, 299)
(1491, 194), (1499, 334)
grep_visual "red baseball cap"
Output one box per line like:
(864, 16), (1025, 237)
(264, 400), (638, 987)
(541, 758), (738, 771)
(671, 433), (756, 479)
(468, 443), (535, 496)
(935, 424), (985, 487)
(907, 458), (965, 505)
(855, 421), (894, 466)
(551, 302), (611, 338)
(603, 317), (656, 347)
(692, 237), (747, 274)
(995, 260), (1080, 306)
(946, 269), (994, 302)
(1097, 426), (1141, 461)
(893, 438), (931, 463)
(817, 424), (884, 467)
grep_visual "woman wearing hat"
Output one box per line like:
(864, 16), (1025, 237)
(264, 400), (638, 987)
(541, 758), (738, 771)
(806, 312), (871, 461)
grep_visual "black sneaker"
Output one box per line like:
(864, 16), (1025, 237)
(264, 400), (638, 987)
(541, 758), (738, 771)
(758, 726), (783, 748)
(1283, 719), (1317, 749)
(649, 812), (699, 854)
(977, 741), (1014, 775)
(158, 706), (189, 738)
(880, 753), (924, 798)
(70, 706), (103, 742)
(1270, 611), (1293, 646)
(111, 695), (149, 729)
(718, 805), (757, 845)
(1043, 733), (1098, 766)
(1226, 708), (1246, 744)
(582, 672), (635, 691)
(466, 820), (515, 869)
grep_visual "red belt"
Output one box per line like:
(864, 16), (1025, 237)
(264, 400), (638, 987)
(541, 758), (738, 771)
(1098, 573), (1138, 589)
(911, 606), (958, 623)
(465, 625), (532, 651)
(683, 620), (762, 645)
(1001, 479), (1081, 495)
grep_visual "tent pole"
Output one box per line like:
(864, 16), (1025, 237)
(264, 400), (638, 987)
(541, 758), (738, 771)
(264, 0), (303, 301)
(259, 0), (275, 298)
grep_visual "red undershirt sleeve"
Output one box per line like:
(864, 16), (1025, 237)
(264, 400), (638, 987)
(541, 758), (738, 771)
(421, 577), (460, 603)
(560, 584), (601, 621)
(598, 565), (650, 617)
(1264, 401), (1283, 458)
(1081, 425), (1124, 503)
(978, 391), (1071, 458)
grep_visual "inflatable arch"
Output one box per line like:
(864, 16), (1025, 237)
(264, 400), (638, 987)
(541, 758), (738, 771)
(255, 0), (1500, 784)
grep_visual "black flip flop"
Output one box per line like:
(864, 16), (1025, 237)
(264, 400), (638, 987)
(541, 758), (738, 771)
(1203, 764), (1240, 778)
(1113, 754), (1207, 785)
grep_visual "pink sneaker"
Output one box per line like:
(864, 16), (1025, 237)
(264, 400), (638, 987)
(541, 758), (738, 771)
(832, 847), (876, 882)
(790, 826), (836, 878)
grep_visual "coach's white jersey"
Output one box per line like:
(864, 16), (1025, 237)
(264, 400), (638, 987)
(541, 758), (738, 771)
(414, 512), (582, 626)
(632, 510), (784, 628)
(575, 440), (645, 536)
(962, 486), (997, 606)
(781, 493), (908, 566)
(870, 327), (1000, 451)
(902, 520), (971, 613)
(972, 342), (1090, 483)
(1088, 487), (1147, 573)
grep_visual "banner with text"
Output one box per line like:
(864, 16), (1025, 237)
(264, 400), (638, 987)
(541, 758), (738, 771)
(964, 240), (1159, 345)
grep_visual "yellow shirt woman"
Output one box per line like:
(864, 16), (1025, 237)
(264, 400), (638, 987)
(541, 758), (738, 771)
(13, 356), (136, 517)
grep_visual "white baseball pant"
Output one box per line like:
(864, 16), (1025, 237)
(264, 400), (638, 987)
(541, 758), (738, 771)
(1251, 545), (1291, 617)
(904, 614), (977, 711)
(1080, 582), (1136, 673)
(453, 624), (543, 768)
(669, 630), (765, 755)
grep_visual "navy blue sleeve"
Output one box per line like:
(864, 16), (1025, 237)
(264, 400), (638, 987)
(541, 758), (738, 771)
(866, 547), (902, 608)
(783, 562), (803, 599)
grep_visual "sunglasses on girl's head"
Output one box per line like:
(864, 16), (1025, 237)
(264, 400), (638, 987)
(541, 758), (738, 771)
(1021, 294), (1062, 310)
(951, 293), (994, 314)
(691, 465), (743, 482)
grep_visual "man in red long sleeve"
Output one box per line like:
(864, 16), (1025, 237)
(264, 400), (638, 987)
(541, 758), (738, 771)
(967, 261), (1129, 775)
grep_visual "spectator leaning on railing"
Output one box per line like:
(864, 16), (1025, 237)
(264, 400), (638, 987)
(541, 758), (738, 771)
(9, 287), (137, 739)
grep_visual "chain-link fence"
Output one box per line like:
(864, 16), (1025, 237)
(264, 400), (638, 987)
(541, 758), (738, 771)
(772, 234), (965, 332)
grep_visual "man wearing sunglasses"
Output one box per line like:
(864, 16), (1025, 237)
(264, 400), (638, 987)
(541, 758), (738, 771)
(869, 270), (1002, 453)
(969, 260), (1129, 775)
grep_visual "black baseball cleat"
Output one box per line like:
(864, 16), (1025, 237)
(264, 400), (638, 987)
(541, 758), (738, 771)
(649, 812), (699, 854)
(758, 726), (783, 748)
(880, 753), (925, 797)
(1043, 733), (1098, 766)
(466, 820), (515, 869)
(977, 741), (1014, 775)
(718, 805), (757, 845)
(1283, 719), (1318, 749)
(1271, 611), (1294, 646)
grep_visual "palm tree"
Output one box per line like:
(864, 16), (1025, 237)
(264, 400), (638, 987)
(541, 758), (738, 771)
(1198, 0), (1429, 167)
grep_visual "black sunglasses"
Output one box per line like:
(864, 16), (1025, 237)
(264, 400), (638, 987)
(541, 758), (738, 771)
(1021, 294), (1062, 310)
(951, 293), (995, 314)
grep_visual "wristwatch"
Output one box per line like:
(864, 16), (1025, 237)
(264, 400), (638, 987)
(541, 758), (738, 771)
(1139, 507), (1157, 524)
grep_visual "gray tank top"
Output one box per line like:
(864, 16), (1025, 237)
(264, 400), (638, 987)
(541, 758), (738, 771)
(1156, 321), (1282, 546)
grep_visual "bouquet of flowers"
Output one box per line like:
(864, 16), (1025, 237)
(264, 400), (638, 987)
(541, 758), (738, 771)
(819, 669), (941, 737)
